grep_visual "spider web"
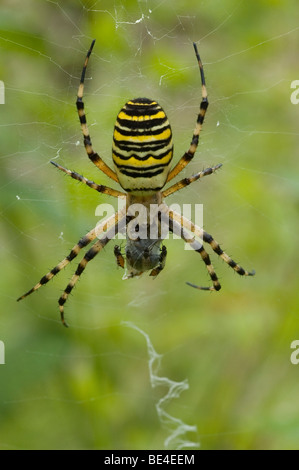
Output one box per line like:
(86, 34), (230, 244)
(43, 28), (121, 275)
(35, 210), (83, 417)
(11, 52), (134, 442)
(1, 0), (299, 451)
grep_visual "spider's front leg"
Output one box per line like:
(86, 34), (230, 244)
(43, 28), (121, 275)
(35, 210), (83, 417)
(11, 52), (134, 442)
(168, 209), (255, 290)
(59, 212), (128, 327)
(17, 227), (99, 302)
(168, 214), (221, 291)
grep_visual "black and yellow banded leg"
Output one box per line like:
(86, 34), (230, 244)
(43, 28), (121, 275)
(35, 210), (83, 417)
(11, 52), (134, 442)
(51, 161), (126, 198)
(76, 40), (118, 183)
(58, 239), (109, 327)
(150, 245), (167, 278)
(163, 164), (222, 198)
(58, 214), (127, 327)
(17, 211), (122, 302)
(167, 43), (208, 183)
(168, 214), (221, 291)
(169, 210), (255, 278)
(202, 230), (255, 277)
(17, 227), (98, 302)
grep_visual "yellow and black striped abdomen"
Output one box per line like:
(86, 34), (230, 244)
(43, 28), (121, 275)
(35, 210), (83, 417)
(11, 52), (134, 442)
(112, 98), (173, 194)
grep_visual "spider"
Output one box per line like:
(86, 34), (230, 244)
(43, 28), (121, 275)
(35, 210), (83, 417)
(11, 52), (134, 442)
(18, 40), (255, 327)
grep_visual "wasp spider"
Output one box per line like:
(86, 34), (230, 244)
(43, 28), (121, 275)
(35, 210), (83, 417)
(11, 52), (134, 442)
(18, 40), (255, 326)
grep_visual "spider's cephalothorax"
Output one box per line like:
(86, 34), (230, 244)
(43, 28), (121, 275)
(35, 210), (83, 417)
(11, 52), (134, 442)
(123, 238), (165, 279)
(121, 191), (167, 280)
(112, 98), (173, 194)
(17, 39), (255, 327)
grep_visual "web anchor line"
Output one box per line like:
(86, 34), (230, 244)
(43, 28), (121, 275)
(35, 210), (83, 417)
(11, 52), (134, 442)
(122, 321), (200, 450)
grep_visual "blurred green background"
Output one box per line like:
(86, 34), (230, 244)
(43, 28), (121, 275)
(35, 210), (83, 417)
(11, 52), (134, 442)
(1, 0), (299, 450)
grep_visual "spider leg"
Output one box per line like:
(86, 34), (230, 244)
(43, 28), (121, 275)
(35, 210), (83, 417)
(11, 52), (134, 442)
(169, 209), (255, 278)
(168, 212), (221, 291)
(149, 245), (167, 278)
(76, 40), (118, 182)
(162, 164), (222, 198)
(17, 211), (122, 302)
(167, 43), (208, 183)
(58, 212), (128, 327)
(114, 245), (125, 268)
(51, 161), (126, 198)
